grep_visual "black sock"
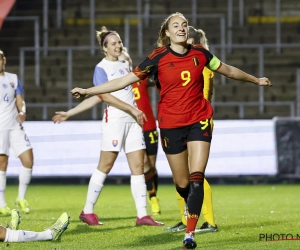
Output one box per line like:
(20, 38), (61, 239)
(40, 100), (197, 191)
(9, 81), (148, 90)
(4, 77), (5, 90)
(187, 171), (204, 216)
(176, 183), (190, 202)
(144, 169), (156, 198)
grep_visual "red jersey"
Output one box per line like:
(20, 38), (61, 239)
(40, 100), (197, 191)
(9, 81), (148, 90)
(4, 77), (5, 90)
(132, 79), (157, 132)
(132, 44), (218, 129)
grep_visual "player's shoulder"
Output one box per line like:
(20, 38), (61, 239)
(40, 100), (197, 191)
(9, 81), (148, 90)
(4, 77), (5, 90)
(4, 72), (18, 82)
(191, 44), (208, 52)
(148, 46), (168, 60)
(4, 72), (17, 78)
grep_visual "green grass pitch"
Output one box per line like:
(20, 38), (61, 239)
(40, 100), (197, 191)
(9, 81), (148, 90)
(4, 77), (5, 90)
(2, 184), (300, 249)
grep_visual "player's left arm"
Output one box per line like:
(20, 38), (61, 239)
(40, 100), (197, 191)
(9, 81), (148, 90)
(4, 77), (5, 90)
(206, 53), (272, 86)
(100, 93), (147, 125)
(216, 63), (271, 86)
(16, 94), (26, 123)
(15, 79), (26, 123)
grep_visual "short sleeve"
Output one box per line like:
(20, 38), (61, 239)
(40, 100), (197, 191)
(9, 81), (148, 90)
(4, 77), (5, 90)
(16, 79), (24, 95)
(93, 66), (108, 86)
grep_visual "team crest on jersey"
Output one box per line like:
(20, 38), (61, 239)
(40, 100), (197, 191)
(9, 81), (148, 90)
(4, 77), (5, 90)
(119, 69), (125, 75)
(193, 56), (199, 66)
(10, 82), (15, 88)
(2, 83), (7, 88)
(112, 140), (118, 147)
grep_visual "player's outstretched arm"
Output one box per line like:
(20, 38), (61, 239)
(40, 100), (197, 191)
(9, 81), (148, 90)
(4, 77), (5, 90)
(216, 63), (272, 86)
(100, 93), (147, 125)
(52, 96), (102, 123)
(71, 72), (140, 98)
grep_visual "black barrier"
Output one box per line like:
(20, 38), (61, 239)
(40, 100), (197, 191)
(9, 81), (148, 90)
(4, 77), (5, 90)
(275, 118), (300, 178)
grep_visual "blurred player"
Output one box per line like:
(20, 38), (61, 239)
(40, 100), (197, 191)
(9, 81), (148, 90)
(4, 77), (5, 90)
(119, 49), (161, 215)
(0, 49), (33, 215)
(164, 27), (218, 234)
(0, 209), (69, 242)
(52, 27), (163, 227)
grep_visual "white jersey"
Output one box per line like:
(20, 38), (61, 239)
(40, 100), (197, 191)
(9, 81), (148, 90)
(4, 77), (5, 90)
(0, 72), (23, 130)
(93, 58), (136, 123)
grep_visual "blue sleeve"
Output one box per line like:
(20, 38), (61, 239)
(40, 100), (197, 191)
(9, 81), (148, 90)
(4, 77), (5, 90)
(16, 79), (24, 95)
(93, 67), (108, 86)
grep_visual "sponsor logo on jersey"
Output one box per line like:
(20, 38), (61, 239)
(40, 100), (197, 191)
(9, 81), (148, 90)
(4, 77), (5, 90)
(112, 140), (118, 147)
(111, 72), (116, 76)
(2, 83), (7, 88)
(168, 63), (175, 67)
(10, 82), (14, 88)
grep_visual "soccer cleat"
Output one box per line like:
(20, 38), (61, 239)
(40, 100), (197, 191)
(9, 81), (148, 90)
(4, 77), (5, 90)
(79, 211), (103, 226)
(49, 212), (70, 241)
(8, 209), (21, 230)
(15, 198), (30, 213)
(149, 196), (161, 215)
(163, 221), (186, 232)
(0, 205), (11, 216)
(183, 232), (197, 249)
(194, 222), (218, 234)
(136, 215), (164, 226)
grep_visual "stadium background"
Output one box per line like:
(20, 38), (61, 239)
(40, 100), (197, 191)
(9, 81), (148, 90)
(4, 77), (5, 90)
(1, 0), (300, 184)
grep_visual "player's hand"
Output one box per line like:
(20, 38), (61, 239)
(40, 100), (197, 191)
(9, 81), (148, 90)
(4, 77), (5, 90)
(258, 77), (272, 86)
(71, 87), (87, 98)
(131, 108), (147, 126)
(16, 112), (26, 123)
(52, 111), (69, 123)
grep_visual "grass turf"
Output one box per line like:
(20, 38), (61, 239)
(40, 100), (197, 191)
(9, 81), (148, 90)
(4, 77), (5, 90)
(1, 184), (300, 249)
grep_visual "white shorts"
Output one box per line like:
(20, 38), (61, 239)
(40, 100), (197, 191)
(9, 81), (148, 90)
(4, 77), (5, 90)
(101, 122), (145, 154)
(0, 128), (32, 156)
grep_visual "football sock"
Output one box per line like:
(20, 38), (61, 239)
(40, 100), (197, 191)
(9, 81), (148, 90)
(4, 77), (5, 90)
(18, 166), (32, 200)
(202, 178), (216, 227)
(144, 169), (156, 198)
(4, 228), (52, 242)
(130, 175), (147, 218)
(83, 169), (106, 214)
(153, 168), (158, 192)
(175, 184), (190, 202)
(186, 172), (204, 233)
(176, 192), (187, 226)
(0, 171), (6, 208)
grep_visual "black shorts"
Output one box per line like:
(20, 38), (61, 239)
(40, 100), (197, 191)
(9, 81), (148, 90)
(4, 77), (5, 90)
(160, 119), (212, 154)
(143, 129), (159, 156)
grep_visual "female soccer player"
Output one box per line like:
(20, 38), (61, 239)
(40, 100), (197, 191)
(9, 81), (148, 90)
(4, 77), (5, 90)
(0, 49), (33, 215)
(71, 13), (272, 249)
(53, 27), (163, 227)
(164, 26), (218, 234)
(119, 49), (161, 215)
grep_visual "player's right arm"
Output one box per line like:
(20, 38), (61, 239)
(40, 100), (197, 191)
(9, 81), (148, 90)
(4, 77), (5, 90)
(71, 72), (140, 98)
(52, 95), (101, 123)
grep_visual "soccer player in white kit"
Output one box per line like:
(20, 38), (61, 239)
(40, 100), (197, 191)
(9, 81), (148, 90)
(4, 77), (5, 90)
(52, 27), (163, 227)
(0, 49), (33, 215)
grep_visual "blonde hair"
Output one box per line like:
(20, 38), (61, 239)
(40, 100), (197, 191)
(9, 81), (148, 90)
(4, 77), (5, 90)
(188, 26), (209, 50)
(0, 49), (5, 59)
(157, 12), (188, 47)
(95, 26), (119, 48)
